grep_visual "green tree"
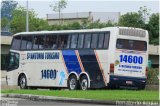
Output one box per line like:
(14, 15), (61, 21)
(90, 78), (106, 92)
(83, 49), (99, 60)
(119, 6), (151, 28)
(88, 20), (114, 29)
(50, 0), (67, 24)
(1, 0), (18, 30)
(10, 7), (35, 33)
(118, 6), (159, 45)
(49, 19), (115, 30)
(1, 18), (9, 28)
(10, 7), (50, 34)
(119, 12), (145, 28)
(68, 22), (81, 29)
(147, 13), (159, 45)
(105, 20), (115, 27)
(50, 22), (81, 30)
(1, 0), (18, 19)
(81, 19), (91, 29)
(138, 6), (150, 23)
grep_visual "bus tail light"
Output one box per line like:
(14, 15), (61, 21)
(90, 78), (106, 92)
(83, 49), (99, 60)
(145, 67), (148, 78)
(110, 63), (114, 73)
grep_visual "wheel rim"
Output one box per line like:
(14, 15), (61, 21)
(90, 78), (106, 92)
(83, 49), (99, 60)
(70, 78), (76, 90)
(81, 79), (88, 90)
(20, 77), (26, 88)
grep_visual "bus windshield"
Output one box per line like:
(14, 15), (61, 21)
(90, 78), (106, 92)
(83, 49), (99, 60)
(116, 39), (147, 51)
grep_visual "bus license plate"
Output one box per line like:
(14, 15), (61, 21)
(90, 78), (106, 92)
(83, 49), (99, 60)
(126, 81), (133, 85)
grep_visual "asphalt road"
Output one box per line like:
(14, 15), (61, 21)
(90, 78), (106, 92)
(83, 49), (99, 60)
(1, 97), (116, 106)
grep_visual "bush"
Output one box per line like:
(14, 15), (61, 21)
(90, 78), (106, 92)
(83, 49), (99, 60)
(147, 68), (159, 85)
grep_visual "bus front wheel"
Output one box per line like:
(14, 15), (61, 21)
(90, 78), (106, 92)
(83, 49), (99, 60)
(68, 75), (79, 90)
(19, 75), (27, 89)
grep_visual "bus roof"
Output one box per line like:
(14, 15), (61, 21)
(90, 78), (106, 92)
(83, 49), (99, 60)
(13, 27), (147, 36)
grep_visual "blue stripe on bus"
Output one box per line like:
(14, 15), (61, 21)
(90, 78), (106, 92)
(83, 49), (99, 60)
(62, 50), (82, 74)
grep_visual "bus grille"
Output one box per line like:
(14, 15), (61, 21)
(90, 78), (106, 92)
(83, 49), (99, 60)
(119, 28), (146, 37)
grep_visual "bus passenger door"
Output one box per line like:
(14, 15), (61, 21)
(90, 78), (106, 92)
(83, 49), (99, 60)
(7, 52), (20, 86)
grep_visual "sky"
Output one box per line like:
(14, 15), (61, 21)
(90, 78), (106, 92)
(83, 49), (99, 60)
(16, 0), (159, 18)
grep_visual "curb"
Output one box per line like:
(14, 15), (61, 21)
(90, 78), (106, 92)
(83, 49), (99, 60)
(1, 94), (116, 105)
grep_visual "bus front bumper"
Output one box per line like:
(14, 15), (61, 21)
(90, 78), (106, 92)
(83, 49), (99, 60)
(108, 75), (147, 89)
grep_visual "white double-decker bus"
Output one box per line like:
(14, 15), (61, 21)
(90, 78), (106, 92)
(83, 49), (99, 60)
(6, 27), (148, 90)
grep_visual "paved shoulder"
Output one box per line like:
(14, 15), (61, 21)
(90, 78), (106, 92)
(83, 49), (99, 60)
(1, 97), (110, 106)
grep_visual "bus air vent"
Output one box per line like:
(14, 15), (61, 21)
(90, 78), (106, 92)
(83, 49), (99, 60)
(119, 28), (146, 37)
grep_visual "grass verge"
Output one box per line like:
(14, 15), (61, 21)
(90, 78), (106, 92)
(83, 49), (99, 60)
(1, 89), (159, 101)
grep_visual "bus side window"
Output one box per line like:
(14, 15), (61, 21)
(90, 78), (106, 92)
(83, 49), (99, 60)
(44, 35), (54, 49)
(11, 36), (21, 50)
(26, 36), (33, 49)
(33, 36), (39, 49)
(56, 36), (62, 49)
(103, 32), (110, 49)
(91, 33), (98, 48)
(59, 35), (66, 49)
(51, 35), (57, 49)
(63, 35), (70, 49)
(71, 34), (78, 48)
(33, 36), (45, 50)
(98, 33), (104, 48)
(59, 35), (64, 49)
(56, 35), (67, 49)
(38, 36), (45, 49)
(44, 36), (50, 49)
(77, 34), (84, 48)
(21, 36), (28, 50)
(84, 33), (91, 48)
(66, 35), (71, 48)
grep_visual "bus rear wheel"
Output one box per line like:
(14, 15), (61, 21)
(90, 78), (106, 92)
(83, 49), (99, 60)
(68, 75), (79, 90)
(80, 75), (88, 90)
(19, 75), (27, 89)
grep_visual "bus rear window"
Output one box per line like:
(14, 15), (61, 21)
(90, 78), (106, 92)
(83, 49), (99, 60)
(116, 39), (147, 51)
